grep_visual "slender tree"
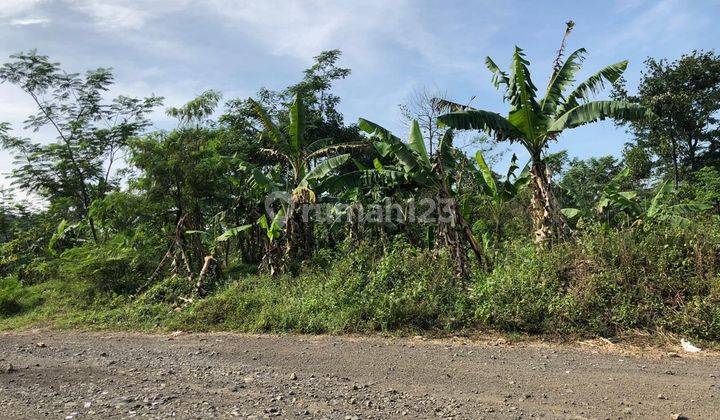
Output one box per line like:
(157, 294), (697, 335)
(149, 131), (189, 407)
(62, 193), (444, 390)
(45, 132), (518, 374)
(0, 51), (161, 242)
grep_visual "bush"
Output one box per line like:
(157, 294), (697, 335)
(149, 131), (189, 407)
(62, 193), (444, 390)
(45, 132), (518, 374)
(472, 240), (566, 333)
(470, 221), (720, 338)
(56, 236), (159, 293)
(136, 275), (195, 306)
(0, 277), (43, 317)
(180, 241), (466, 333)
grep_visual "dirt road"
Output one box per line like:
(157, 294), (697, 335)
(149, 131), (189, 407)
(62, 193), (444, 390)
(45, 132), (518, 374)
(0, 331), (718, 419)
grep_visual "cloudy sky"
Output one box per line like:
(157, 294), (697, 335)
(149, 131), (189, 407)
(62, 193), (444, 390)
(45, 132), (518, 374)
(1, 0), (720, 189)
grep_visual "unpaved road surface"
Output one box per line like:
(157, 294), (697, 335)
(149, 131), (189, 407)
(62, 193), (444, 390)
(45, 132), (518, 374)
(1, 331), (718, 419)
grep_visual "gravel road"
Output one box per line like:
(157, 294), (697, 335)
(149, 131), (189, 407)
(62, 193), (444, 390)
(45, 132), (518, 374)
(0, 331), (718, 419)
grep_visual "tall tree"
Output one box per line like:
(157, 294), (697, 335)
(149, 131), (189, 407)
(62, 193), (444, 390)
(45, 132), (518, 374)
(286, 49), (351, 125)
(0, 51), (162, 242)
(129, 91), (242, 288)
(613, 50), (720, 186)
(438, 25), (651, 245)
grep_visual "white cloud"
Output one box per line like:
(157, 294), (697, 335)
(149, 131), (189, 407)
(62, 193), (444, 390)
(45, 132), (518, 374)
(0, 0), (47, 19)
(10, 17), (50, 26)
(613, 0), (648, 13)
(205, 0), (362, 59)
(606, 0), (701, 48)
(2, 0), (498, 72)
(200, 0), (499, 70)
(66, 0), (149, 30)
(61, 0), (196, 31)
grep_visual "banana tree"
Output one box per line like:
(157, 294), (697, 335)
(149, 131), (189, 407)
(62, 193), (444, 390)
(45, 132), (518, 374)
(473, 152), (530, 247)
(561, 166), (640, 226)
(438, 47), (652, 245)
(357, 118), (487, 275)
(317, 154), (410, 246)
(240, 155), (351, 273)
(641, 181), (711, 228)
(562, 171), (711, 229)
(248, 93), (365, 265)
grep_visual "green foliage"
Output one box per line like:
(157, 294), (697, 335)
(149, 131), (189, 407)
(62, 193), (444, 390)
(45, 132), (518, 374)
(613, 50), (720, 183)
(0, 277), (35, 317)
(166, 90), (222, 127)
(52, 237), (160, 293)
(560, 156), (629, 212)
(689, 166), (720, 207)
(0, 51), (162, 242)
(136, 275), (195, 306)
(439, 46), (650, 158)
(0, 275), (119, 329)
(180, 241), (467, 333)
(472, 221), (720, 338)
(3, 223), (718, 340)
(0, 46), (718, 345)
(563, 164), (713, 229)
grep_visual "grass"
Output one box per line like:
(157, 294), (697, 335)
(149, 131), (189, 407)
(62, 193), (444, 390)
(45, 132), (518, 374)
(1, 222), (719, 345)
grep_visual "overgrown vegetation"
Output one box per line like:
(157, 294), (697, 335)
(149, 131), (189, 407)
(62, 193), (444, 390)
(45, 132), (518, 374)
(1, 27), (719, 341)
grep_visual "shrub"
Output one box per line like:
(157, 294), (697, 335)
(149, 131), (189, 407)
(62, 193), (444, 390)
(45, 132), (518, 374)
(56, 236), (159, 293)
(180, 241), (466, 333)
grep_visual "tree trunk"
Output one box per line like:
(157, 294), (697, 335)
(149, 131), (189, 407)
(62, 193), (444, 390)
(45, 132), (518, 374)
(435, 193), (487, 277)
(529, 159), (572, 246)
(671, 137), (680, 188)
(453, 201), (487, 269)
(195, 256), (216, 297)
(285, 193), (314, 269)
(435, 216), (468, 278)
(261, 237), (284, 276)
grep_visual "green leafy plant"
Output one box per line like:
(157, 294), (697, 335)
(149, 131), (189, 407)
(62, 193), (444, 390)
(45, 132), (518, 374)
(248, 93), (364, 267)
(473, 152), (530, 252)
(356, 118), (487, 274)
(438, 24), (652, 245)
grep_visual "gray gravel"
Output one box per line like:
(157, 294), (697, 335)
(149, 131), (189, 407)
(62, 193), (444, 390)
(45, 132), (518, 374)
(1, 331), (718, 419)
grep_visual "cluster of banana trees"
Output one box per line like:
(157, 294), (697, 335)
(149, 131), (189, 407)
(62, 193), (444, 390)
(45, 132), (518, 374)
(205, 41), (655, 279)
(562, 167), (712, 229)
(145, 31), (656, 287)
(241, 93), (365, 273)
(359, 118), (486, 275)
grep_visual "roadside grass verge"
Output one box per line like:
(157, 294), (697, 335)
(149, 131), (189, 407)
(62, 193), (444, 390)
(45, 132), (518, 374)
(1, 223), (719, 343)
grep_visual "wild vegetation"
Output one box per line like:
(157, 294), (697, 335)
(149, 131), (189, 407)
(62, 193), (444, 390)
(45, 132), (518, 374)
(1, 28), (719, 341)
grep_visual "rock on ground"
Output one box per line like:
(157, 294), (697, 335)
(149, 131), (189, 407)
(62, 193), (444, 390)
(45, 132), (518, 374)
(0, 331), (718, 419)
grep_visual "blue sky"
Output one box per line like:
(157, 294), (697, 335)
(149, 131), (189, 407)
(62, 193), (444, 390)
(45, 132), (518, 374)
(1, 0), (720, 189)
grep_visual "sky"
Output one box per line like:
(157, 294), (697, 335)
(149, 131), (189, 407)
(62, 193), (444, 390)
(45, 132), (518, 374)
(1, 0), (720, 193)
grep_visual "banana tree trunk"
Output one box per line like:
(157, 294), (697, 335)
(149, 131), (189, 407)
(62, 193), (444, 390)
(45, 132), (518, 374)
(261, 237), (284, 276)
(435, 193), (487, 276)
(285, 193), (314, 268)
(195, 255), (216, 297)
(347, 203), (362, 240)
(453, 202), (487, 269)
(529, 159), (572, 245)
(436, 220), (468, 278)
